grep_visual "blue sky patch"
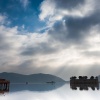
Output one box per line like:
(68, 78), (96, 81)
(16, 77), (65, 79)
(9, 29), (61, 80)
(0, 0), (45, 32)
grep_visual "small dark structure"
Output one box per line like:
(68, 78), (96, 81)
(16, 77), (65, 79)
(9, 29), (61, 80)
(70, 76), (99, 90)
(46, 81), (55, 85)
(0, 79), (10, 94)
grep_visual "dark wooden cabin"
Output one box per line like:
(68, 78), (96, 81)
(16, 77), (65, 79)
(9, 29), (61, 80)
(70, 76), (99, 90)
(0, 78), (10, 94)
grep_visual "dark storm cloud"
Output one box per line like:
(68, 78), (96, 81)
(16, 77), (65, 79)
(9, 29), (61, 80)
(65, 12), (100, 39)
(21, 42), (58, 56)
(48, 10), (100, 44)
(53, 0), (85, 10)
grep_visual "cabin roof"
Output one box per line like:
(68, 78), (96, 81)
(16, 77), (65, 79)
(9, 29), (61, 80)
(0, 79), (10, 83)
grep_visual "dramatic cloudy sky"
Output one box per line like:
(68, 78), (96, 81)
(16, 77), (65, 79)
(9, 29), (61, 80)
(0, 0), (100, 80)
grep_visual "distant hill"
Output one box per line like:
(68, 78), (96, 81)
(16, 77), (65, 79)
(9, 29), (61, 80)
(0, 72), (66, 83)
(0, 72), (67, 92)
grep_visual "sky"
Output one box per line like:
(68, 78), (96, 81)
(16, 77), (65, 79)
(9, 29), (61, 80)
(0, 0), (100, 80)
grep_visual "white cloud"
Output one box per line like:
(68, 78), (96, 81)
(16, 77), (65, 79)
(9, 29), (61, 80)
(39, 0), (95, 23)
(0, 21), (100, 80)
(39, 0), (56, 21)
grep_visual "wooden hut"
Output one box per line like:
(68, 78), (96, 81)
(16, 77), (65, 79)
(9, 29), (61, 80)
(0, 79), (10, 94)
(70, 76), (99, 90)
